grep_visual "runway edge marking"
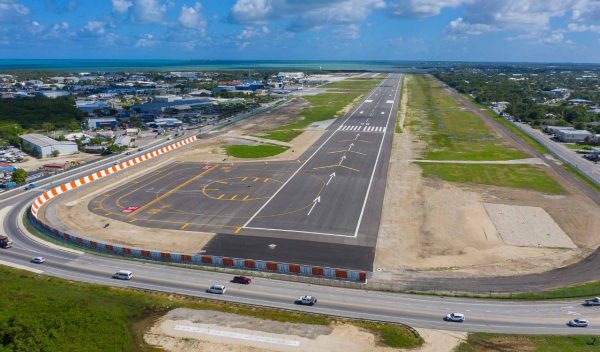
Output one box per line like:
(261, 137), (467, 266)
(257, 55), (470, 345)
(241, 77), (388, 229)
(352, 74), (402, 238)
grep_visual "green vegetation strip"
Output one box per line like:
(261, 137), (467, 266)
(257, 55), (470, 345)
(225, 144), (288, 158)
(320, 78), (381, 91)
(0, 266), (422, 351)
(407, 75), (526, 161)
(419, 163), (566, 194)
(457, 332), (600, 352)
(256, 129), (303, 142)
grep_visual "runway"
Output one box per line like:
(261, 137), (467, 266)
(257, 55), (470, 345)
(91, 74), (402, 270)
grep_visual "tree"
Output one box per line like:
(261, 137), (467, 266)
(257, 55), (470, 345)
(51, 149), (60, 157)
(67, 121), (80, 132)
(41, 122), (54, 135)
(11, 168), (27, 184)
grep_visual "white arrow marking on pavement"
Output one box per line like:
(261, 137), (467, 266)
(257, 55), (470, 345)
(307, 196), (321, 216)
(348, 143), (354, 151)
(326, 172), (336, 186)
(338, 155), (347, 165)
(354, 133), (360, 140)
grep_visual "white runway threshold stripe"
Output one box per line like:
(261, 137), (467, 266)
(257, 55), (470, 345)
(173, 324), (301, 347)
(339, 125), (386, 133)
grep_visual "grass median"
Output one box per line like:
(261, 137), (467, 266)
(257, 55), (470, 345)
(457, 333), (600, 352)
(225, 144), (288, 158)
(407, 75), (526, 161)
(418, 163), (566, 194)
(0, 266), (423, 351)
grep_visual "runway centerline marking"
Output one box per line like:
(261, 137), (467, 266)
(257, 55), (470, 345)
(241, 78), (387, 229)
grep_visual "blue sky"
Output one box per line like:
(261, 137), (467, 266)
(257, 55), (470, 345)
(1, 0), (600, 62)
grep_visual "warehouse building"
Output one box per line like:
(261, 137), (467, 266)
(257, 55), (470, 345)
(556, 129), (594, 143)
(88, 117), (117, 129)
(20, 133), (78, 158)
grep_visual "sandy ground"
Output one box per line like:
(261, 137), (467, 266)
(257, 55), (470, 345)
(144, 308), (463, 352)
(41, 153), (213, 253)
(15, 152), (99, 172)
(374, 129), (598, 277)
(484, 203), (576, 248)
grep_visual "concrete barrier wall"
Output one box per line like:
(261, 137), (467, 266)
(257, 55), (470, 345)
(28, 135), (368, 283)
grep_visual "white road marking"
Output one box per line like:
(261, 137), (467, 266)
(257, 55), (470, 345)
(365, 99), (373, 103)
(386, 100), (394, 104)
(241, 78), (386, 229)
(326, 172), (336, 186)
(243, 226), (354, 238)
(353, 76), (401, 238)
(307, 196), (321, 216)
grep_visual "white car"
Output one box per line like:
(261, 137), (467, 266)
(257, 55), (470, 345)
(206, 284), (226, 294)
(113, 270), (133, 280)
(31, 256), (46, 264)
(568, 318), (589, 327)
(295, 295), (317, 306)
(444, 313), (465, 322)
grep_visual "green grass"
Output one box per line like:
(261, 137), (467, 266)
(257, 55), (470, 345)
(0, 266), (422, 351)
(419, 163), (566, 194)
(457, 333), (600, 352)
(407, 75), (526, 161)
(564, 143), (594, 151)
(225, 144), (288, 158)
(256, 129), (303, 142)
(321, 78), (381, 91)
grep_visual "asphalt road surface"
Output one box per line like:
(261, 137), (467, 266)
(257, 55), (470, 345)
(87, 74), (402, 270)
(3, 76), (600, 336)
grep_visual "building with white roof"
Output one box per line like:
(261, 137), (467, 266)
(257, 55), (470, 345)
(20, 133), (78, 158)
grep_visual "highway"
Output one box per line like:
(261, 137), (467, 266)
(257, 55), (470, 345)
(514, 122), (600, 186)
(2, 76), (600, 336)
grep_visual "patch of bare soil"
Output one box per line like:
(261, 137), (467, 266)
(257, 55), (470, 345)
(175, 98), (325, 163)
(16, 152), (99, 172)
(374, 130), (600, 277)
(144, 308), (457, 352)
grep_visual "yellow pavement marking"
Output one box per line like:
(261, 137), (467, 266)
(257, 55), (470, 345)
(129, 165), (217, 216)
(230, 194), (238, 200)
(349, 151), (367, 156)
(234, 227), (242, 234)
(215, 180), (228, 184)
(253, 177), (260, 182)
(242, 176), (248, 181)
(339, 165), (360, 172)
(264, 177), (269, 183)
(204, 188), (218, 191)
(242, 195), (249, 201)
(218, 194), (225, 199)
(129, 219), (137, 223)
(180, 223), (190, 230)
(312, 164), (337, 170)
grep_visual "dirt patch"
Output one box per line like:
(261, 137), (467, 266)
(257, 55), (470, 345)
(484, 203), (576, 248)
(374, 130), (596, 277)
(144, 308), (426, 352)
(16, 152), (99, 172)
(413, 328), (466, 352)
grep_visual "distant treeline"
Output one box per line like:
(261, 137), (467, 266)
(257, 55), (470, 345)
(0, 96), (84, 129)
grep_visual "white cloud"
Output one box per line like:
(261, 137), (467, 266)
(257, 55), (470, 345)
(131, 0), (166, 24)
(135, 33), (156, 47)
(112, 0), (132, 14)
(230, 0), (273, 23)
(83, 20), (106, 34)
(178, 2), (206, 32)
(391, 0), (472, 18)
(447, 17), (493, 36)
(333, 24), (360, 39)
(0, 1), (30, 23)
(567, 22), (600, 33)
(229, 0), (385, 35)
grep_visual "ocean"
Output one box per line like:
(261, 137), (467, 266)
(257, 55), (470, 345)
(0, 59), (439, 72)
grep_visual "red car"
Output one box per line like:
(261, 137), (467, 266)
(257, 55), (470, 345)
(231, 276), (251, 284)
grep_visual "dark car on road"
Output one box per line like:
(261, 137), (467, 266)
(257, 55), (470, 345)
(231, 276), (251, 284)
